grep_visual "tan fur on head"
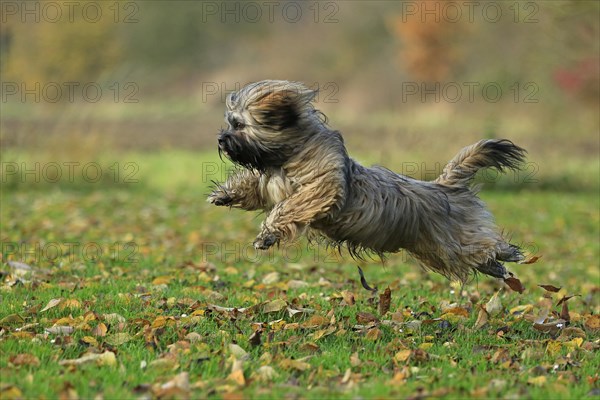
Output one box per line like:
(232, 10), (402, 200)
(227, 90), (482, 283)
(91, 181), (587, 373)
(210, 80), (528, 284)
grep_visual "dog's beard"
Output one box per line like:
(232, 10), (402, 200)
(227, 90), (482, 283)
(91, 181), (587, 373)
(218, 127), (291, 171)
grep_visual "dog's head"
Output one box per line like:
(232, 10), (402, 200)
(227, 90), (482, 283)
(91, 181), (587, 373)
(218, 80), (320, 170)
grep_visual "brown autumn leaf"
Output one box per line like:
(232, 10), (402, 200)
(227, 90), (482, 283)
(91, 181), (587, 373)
(248, 329), (262, 347)
(300, 315), (329, 329)
(379, 287), (391, 315)
(533, 319), (567, 335)
(311, 325), (337, 341)
(520, 255), (542, 264)
(443, 307), (469, 318)
(350, 352), (361, 367)
(91, 322), (108, 337)
(560, 298), (571, 322)
(253, 366), (278, 382)
(356, 312), (379, 324)
(504, 277), (525, 293)
(41, 298), (63, 312)
(485, 291), (503, 317)
(59, 299), (81, 310)
(556, 294), (579, 307)
(474, 306), (489, 330)
(80, 336), (98, 347)
(394, 349), (412, 363)
(584, 315), (600, 332)
(341, 290), (356, 306)
(279, 358), (311, 371)
(365, 327), (383, 341)
(9, 353), (40, 367)
(157, 372), (190, 397)
(227, 359), (246, 386)
(262, 299), (287, 313)
(59, 351), (117, 367)
(104, 332), (132, 346)
(539, 284), (562, 293)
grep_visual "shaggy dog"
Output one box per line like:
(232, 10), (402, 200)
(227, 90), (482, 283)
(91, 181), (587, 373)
(208, 80), (528, 285)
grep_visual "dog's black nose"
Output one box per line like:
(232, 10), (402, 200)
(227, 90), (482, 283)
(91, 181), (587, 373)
(218, 132), (231, 146)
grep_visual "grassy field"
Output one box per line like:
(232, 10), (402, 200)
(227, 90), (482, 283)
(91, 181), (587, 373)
(1, 149), (599, 399)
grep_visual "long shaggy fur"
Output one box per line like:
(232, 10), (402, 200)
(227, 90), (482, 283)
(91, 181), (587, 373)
(208, 80), (528, 283)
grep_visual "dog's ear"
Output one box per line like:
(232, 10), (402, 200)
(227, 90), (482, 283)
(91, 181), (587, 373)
(249, 81), (317, 130)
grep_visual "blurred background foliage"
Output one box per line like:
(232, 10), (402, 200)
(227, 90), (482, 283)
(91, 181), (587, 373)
(1, 0), (598, 190)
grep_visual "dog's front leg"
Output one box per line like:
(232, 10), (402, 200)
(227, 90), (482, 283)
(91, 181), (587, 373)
(253, 182), (342, 249)
(207, 170), (264, 211)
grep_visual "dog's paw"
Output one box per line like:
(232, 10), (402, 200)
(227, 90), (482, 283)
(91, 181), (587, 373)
(207, 191), (233, 206)
(253, 232), (278, 250)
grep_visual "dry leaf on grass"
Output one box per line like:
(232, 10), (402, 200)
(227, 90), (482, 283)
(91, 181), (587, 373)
(59, 351), (117, 367)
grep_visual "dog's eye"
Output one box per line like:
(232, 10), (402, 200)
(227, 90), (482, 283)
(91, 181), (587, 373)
(233, 121), (245, 130)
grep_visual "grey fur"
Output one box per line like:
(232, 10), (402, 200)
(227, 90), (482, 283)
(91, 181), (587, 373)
(208, 80), (528, 283)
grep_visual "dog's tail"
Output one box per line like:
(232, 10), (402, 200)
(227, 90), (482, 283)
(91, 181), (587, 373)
(435, 139), (526, 187)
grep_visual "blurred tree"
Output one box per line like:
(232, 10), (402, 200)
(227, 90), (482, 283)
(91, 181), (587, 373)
(3, 1), (122, 86)
(389, 0), (467, 82)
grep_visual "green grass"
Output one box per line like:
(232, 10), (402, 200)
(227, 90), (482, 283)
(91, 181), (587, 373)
(1, 150), (599, 399)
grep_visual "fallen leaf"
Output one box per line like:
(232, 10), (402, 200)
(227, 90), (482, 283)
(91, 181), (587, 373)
(301, 315), (329, 329)
(509, 304), (533, 316)
(311, 325), (336, 340)
(527, 375), (547, 387)
(9, 353), (40, 367)
(395, 349), (412, 363)
(504, 277), (525, 293)
(41, 298), (62, 312)
(253, 366), (278, 382)
(533, 320), (566, 335)
(350, 352), (361, 367)
(280, 358), (311, 371)
(365, 327), (382, 340)
(227, 359), (245, 386)
(341, 290), (355, 306)
(229, 344), (249, 360)
(262, 299), (287, 313)
(584, 315), (600, 332)
(0, 314), (24, 325)
(160, 372), (189, 393)
(287, 280), (309, 289)
(45, 326), (74, 335)
(520, 255), (541, 264)
(485, 291), (503, 317)
(556, 295), (579, 307)
(59, 351), (116, 367)
(379, 287), (391, 315)
(262, 271), (280, 285)
(560, 298), (570, 322)
(539, 284), (562, 293)
(91, 323), (108, 337)
(103, 313), (126, 324)
(356, 312), (379, 324)
(248, 329), (262, 347)
(104, 332), (132, 346)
